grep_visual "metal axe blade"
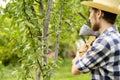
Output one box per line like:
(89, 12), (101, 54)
(79, 24), (99, 37)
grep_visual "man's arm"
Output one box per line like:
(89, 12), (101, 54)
(72, 57), (80, 75)
(72, 37), (111, 75)
(72, 43), (90, 75)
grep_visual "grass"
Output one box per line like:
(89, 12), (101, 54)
(51, 58), (91, 80)
(0, 58), (91, 80)
(0, 65), (18, 80)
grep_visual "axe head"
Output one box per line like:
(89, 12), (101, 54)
(79, 24), (99, 37)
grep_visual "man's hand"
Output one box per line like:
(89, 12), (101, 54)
(79, 43), (91, 56)
(72, 43), (91, 75)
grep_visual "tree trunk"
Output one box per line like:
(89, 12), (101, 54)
(36, 68), (40, 80)
(54, 2), (64, 63)
(42, 0), (52, 64)
(36, 0), (53, 80)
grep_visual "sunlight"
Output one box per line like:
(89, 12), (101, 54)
(0, 0), (10, 8)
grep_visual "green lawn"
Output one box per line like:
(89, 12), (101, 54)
(0, 58), (91, 80)
(51, 58), (91, 80)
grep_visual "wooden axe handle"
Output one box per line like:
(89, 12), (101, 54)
(79, 36), (96, 57)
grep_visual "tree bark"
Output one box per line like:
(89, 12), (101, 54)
(42, 0), (53, 62)
(37, 0), (53, 80)
(54, 2), (64, 63)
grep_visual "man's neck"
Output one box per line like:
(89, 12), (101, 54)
(99, 20), (113, 34)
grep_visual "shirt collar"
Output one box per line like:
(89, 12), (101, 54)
(103, 26), (118, 34)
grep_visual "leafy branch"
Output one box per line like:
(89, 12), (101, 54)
(35, 0), (45, 15)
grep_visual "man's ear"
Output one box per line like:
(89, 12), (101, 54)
(97, 10), (104, 19)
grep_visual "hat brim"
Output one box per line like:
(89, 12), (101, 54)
(81, 1), (120, 14)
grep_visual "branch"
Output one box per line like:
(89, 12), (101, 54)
(35, 0), (39, 3)
(43, 0), (53, 34)
(36, 58), (43, 80)
(78, 12), (90, 25)
(30, 6), (36, 16)
(37, 59), (43, 73)
(38, 0), (44, 16)
(29, 69), (35, 80)
(78, 12), (87, 20)
(23, 0), (33, 39)
(23, 0), (30, 20)
(30, 5), (42, 41)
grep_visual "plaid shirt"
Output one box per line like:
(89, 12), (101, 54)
(76, 26), (120, 80)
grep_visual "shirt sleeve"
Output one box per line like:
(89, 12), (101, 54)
(75, 38), (111, 73)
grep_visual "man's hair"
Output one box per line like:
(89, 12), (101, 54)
(92, 8), (117, 24)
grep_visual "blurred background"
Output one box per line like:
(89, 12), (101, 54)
(0, 0), (120, 80)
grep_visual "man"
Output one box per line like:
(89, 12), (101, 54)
(72, 0), (120, 80)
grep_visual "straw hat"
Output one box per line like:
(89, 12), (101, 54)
(81, 0), (120, 14)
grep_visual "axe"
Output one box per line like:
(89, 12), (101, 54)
(78, 12), (99, 43)
(77, 12), (99, 57)
(76, 24), (99, 57)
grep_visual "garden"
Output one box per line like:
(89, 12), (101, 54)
(0, 0), (120, 80)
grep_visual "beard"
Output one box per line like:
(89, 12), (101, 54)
(89, 18), (100, 31)
(92, 22), (100, 31)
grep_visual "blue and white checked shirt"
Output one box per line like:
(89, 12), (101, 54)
(76, 26), (120, 80)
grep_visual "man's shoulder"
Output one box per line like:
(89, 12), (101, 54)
(94, 31), (120, 47)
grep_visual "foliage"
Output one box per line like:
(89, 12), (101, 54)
(0, 58), (90, 80)
(0, 0), (92, 80)
(1, 0), (120, 79)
